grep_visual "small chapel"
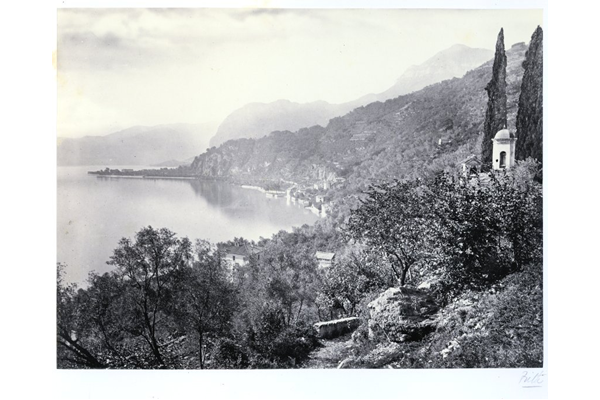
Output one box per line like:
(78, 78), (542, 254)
(459, 127), (517, 175)
(491, 127), (517, 170)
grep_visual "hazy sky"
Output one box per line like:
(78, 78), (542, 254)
(57, 8), (543, 139)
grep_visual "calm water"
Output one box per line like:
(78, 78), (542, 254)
(57, 166), (319, 284)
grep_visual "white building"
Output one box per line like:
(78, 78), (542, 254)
(315, 251), (335, 268)
(491, 128), (517, 170)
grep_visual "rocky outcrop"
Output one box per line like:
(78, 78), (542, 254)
(367, 287), (439, 343)
(314, 317), (360, 339)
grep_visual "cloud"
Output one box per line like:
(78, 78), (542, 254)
(56, 8), (543, 139)
(57, 76), (126, 137)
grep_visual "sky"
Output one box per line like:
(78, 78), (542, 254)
(57, 8), (543, 139)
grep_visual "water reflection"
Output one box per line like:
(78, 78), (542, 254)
(188, 180), (239, 208)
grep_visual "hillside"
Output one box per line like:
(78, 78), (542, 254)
(191, 42), (527, 189)
(208, 44), (493, 148)
(209, 100), (346, 148)
(58, 123), (215, 166)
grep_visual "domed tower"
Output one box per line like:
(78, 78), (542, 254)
(491, 128), (517, 170)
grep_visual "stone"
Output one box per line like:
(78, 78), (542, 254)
(367, 287), (439, 343)
(313, 317), (360, 339)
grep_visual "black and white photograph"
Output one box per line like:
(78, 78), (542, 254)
(37, 1), (554, 397)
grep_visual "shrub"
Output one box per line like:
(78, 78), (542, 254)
(271, 323), (321, 367)
(210, 338), (249, 369)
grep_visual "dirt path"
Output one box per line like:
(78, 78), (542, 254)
(304, 333), (355, 368)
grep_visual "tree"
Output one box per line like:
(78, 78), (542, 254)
(345, 178), (437, 286)
(170, 240), (238, 369)
(107, 226), (193, 367)
(317, 248), (391, 319)
(481, 28), (508, 168)
(516, 26), (543, 164)
(75, 271), (146, 368)
(57, 263), (107, 368)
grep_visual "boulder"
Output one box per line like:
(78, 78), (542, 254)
(367, 287), (439, 343)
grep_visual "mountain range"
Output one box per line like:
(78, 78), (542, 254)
(57, 123), (216, 166)
(208, 44), (493, 147)
(57, 44), (494, 167)
(190, 42), (529, 205)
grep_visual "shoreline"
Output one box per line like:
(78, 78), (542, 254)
(240, 184), (266, 193)
(92, 174), (197, 180)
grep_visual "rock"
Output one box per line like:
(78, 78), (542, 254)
(313, 317), (360, 339)
(367, 287), (439, 343)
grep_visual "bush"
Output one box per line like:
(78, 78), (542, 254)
(241, 306), (321, 368)
(210, 338), (249, 369)
(271, 323), (321, 367)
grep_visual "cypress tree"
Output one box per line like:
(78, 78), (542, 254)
(515, 26), (543, 164)
(481, 28), (508, 169)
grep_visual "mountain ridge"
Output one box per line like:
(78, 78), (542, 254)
(208, 44), (494, 147)
(190, 42), (528, 199)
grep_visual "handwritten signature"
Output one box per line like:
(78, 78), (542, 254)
(519, 370), (546, 388)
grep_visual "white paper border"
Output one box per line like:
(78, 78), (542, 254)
(52, 0), (548, 398)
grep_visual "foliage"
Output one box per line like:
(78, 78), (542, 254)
(346, 170), (542, 296)
(316, 248), (391, 319)
(57, 263), (106, 369)
(240, 305), (320, 368)
(345, 178), (436, 286)
(210, 338), (250, 369)
(429, 171), (542, 297)
(516, 26), (543, 164)
(169, 240), (239, 368)
(481, 28), (508, 168)
(106, 226), (193, 367)
(57, 227), (242, 369)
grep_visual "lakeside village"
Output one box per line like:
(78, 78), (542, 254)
(240, 175), (345, 218)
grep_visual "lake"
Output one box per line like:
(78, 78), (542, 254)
(57, 166), (319, 285)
